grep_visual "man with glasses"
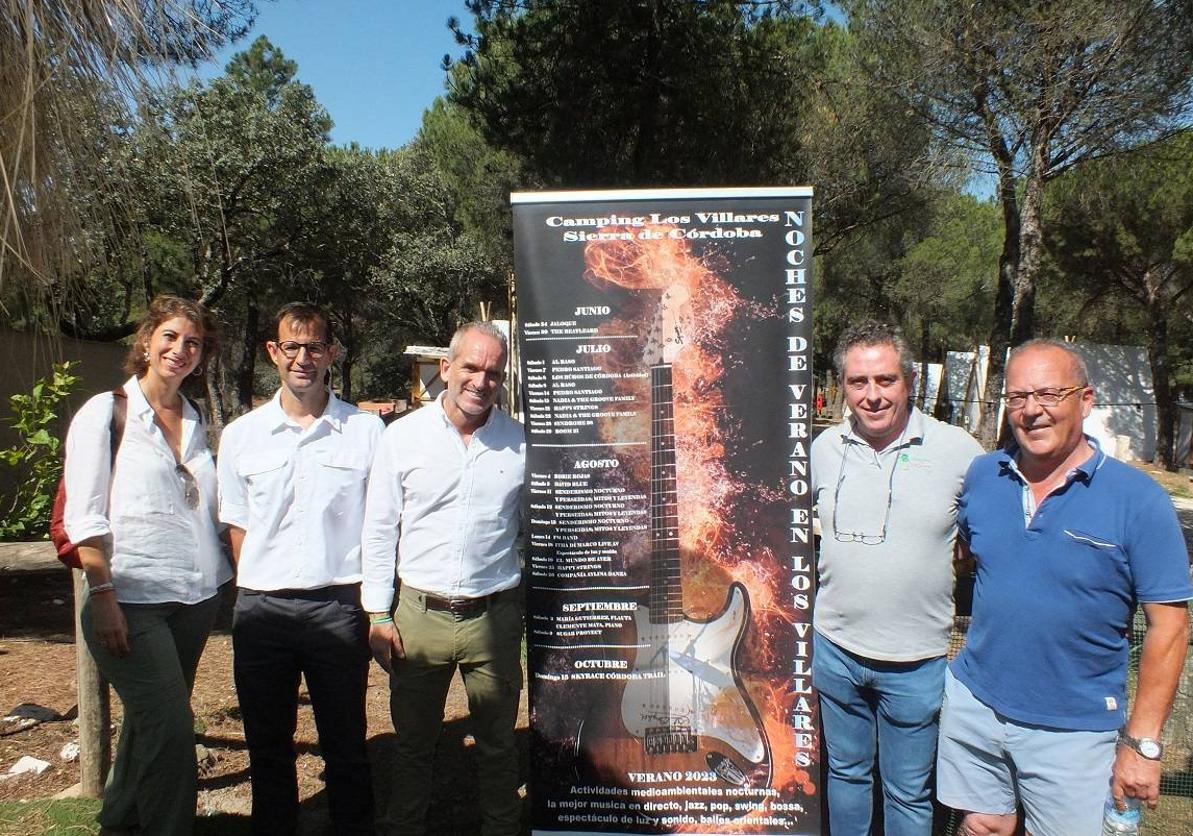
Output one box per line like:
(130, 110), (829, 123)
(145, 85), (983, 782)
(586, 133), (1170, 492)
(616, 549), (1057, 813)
(218, 302), (382, 835)
(811, 321), (982, 835)
(937, 339), (1191, 836)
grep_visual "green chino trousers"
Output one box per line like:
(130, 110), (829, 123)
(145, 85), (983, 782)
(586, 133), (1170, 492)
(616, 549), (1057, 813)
(383, 585), (524, 836)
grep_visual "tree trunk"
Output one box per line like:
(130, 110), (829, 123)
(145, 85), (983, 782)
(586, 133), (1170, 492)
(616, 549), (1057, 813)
(236, 294), (260, 412)
(978, 168), (1020, 448)
(918, 318), (930, 411)
(339, 300), (355, 403)
(1144, 278), (1174, 469)
(1010, 158), (1046, 347)
(205, 352), (227, 437)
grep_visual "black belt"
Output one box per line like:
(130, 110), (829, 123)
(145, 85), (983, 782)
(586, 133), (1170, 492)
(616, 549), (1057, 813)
(422, 592), (495, 617)
(243, 584), (361, 605)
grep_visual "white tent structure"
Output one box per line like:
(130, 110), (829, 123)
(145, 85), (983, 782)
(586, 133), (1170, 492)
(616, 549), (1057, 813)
(1069, 342), (1156, 461)
(941, 346), (990, 435)
(915, 362), (944, 415)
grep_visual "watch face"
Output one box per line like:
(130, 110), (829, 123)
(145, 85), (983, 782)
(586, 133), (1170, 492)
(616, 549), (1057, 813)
(1139, 739), (1162, 759)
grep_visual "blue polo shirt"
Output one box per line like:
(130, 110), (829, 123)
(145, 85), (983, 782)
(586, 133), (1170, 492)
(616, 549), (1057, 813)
(952, 439), (1192, 731)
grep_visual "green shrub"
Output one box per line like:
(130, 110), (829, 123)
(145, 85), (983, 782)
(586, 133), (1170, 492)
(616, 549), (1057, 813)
(0, 361), (81, 540)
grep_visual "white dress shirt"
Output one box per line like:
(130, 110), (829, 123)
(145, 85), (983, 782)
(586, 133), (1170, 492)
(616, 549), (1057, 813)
(217, 390), (382, 592)
(361, 394), (525, 612)
(64, 376), (230, 605)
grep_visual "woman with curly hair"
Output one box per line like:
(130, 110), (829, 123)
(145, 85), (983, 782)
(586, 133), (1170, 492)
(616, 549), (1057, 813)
(63, 295), (230, 836)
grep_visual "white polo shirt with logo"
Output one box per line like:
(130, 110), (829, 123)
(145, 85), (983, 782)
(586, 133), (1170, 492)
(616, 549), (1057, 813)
(811, 407), (983, 661)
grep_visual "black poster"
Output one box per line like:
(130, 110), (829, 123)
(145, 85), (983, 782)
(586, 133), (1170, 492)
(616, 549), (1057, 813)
(513, 188), (817, 835)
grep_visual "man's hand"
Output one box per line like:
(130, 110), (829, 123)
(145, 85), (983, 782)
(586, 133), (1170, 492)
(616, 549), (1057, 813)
(369, 621), (405, 673)
(1111, 744), (1162, 809)
(90, 594), (130, 657)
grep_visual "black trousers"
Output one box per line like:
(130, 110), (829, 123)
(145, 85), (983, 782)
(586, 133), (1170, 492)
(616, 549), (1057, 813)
(233, 585), (374, 835)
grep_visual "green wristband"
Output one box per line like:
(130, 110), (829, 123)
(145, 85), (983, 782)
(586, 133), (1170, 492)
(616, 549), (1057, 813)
(368, 614), (393, 625)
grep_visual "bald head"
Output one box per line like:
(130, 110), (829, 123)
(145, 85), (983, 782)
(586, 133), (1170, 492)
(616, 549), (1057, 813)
(1007, 339), (1088, 387)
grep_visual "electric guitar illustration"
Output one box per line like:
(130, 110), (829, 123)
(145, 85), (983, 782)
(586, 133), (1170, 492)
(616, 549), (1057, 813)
(576, 284), (772, 816)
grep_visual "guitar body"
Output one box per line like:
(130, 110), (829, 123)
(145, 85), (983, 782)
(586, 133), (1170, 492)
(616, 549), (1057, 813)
(577, 584), (772, 818)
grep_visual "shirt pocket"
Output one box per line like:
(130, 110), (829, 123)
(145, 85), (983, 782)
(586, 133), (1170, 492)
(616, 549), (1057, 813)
(316, 451), (370, 510)
(1058, 527), (1130, 588)
(1062, 528), (1120, 550)
(237, 450), (290, 511)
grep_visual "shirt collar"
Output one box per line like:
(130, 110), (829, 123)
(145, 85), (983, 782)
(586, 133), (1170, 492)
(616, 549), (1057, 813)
(840, 405), (924, 450)
(123, 375), (199, 424)
(123, 375), (155, 422)
(264, 388), (345, 433)
(997, 433), (1105, 484)
(431, 391), (498, 437)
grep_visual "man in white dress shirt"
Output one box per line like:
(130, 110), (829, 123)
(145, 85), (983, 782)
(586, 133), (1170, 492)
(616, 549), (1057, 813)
(362, 321), (525, 836)
(218, 302), (382, 835)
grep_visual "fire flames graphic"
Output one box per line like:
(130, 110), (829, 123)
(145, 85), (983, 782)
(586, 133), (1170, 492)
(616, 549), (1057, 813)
(580, 225), (818, 831)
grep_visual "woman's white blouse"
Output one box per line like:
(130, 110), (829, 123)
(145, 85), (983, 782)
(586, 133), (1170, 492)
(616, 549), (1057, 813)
(63, 376), (231, 604)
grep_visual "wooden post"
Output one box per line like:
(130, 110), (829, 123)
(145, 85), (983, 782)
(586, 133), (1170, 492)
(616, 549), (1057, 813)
(73, 568), (110, 797)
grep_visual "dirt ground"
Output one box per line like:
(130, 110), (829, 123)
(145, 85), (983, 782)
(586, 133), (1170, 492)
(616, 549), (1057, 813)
(0, 575), (529, 835)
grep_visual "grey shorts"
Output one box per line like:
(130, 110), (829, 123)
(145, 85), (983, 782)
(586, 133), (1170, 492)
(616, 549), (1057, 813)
(936, 669), (1117, 836)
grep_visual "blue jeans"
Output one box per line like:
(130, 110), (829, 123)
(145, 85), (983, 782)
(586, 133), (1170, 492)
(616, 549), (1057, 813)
(813, 631), (946, 836)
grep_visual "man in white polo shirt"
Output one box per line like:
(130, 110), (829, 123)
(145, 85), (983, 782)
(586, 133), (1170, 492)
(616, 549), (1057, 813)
(811, 321), (982, 835)
(362, 321), (525, 836)
(218, 302), (382, 835)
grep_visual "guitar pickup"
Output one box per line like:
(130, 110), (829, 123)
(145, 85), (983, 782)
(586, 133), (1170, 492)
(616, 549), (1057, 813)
(644, 725), (698, 754)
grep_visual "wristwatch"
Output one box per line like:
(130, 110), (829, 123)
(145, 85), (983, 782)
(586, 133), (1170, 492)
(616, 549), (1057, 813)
(1118, 731), (1164, 760)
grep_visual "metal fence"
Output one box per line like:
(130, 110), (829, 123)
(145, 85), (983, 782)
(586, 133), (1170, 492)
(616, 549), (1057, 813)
(934, 612), (1193, 835)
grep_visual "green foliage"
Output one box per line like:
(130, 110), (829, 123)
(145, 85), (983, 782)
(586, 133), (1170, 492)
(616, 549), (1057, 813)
(449, 0), (812, 187)
(371, 144), (509, 348)
(1042, 131), (1193, 464)
(798, 20), (942, 256)
(417, 98), (524, 272)
(843, 0), (1193, 443)
(814, 190), (1000, 370)
(0, 362), (81, 541)
(893, 193), (1001, 349)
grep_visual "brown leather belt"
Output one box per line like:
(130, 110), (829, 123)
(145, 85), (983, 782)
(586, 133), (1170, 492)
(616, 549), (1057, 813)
(422, 592), (494, 617)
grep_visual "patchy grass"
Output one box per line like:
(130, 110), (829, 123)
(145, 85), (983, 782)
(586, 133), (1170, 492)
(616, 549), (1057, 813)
(0, 798), (99, 836)
(1131, 460), (1193, 499)
(0, 800), (253, 836)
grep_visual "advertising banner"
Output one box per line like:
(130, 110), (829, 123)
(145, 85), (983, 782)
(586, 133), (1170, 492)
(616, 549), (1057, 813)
(513, 188), (816, 835)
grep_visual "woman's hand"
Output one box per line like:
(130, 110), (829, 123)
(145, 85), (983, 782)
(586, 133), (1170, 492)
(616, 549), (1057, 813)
(90, 592), (130, 657)
(77, 541), (128, 656)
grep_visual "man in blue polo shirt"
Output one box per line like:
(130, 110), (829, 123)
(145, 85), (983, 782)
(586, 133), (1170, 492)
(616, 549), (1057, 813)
(937, 339), (1192, 836)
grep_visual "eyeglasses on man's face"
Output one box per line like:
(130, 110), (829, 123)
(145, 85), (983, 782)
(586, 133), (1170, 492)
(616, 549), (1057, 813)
(1001, 386), (1085, 410)
(275, 340), (330, 360)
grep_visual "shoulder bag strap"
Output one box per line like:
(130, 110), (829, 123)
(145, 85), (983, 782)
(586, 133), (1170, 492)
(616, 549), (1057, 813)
(109, 390), (128, 467)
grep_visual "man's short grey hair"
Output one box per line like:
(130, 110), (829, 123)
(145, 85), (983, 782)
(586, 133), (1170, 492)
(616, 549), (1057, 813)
(832, 321), (916, 383)
(448, 321), (508, 361)
(1008, 338), (1090, 387)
